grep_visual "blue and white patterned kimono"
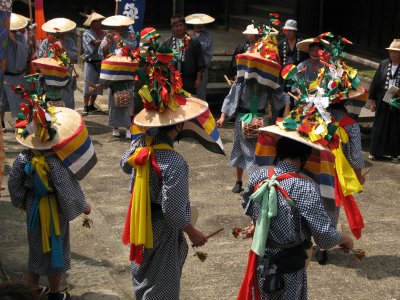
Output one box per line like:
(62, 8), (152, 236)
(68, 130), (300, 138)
(221, 81), (290, 172)
(38, 37), (77, 109)
(242, 161), (342, 299)
(99, 32), (136, 129)
(120, 135), (191, 299)
(82, 28), (104, 96)
(9, 150), (88, 276)
(192, 30), (213, 100)
(0, 31), (29, 117)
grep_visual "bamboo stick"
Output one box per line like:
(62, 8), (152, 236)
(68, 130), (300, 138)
(205, 227), (224, 240)
(224, 75), (233, 86)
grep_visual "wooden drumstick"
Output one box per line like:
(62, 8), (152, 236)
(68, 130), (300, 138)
(288, 92), (299, 101)
(224, 75), (233, 86)
(362, 167), (371, 177)
(205, 227), (224, 240)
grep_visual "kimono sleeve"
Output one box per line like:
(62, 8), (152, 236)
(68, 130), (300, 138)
(8, 152), (30, 209)
(14, 33), (29, 72)
(48, 157), (88, 221)
(161, 156), (191, 229)
(38, 39), (49, 58)
(64, 38), (77, 63)
(368, 60), (385, 101)
(296, 180), (342, 249)
(221, 81), (242, 118)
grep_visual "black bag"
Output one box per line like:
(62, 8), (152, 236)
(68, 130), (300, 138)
(86, 59), (102, 73)
(263, 263), (284, 293)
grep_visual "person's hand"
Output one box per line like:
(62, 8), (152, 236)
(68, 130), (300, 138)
(241, 223), (255, 239)
(84, 204), (91, 215)
(184, 224), (208, 247)
(216, 115), (225, 128)
(338, 234), (354, 251)
(370, 100), (376, 112)
(194, 78), (202, 91)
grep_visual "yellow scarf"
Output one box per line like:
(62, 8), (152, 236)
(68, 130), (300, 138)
(29, 155), (61, 254)
(332, 126), (363, 196)
(126, 136), (173, 249)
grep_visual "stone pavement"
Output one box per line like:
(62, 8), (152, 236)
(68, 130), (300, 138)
(1, 34), (400, 299)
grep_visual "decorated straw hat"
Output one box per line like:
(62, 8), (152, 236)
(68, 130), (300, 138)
(185, 13), (215, 25)
(83, 11), (105, 27)
(386, 39), (400, 51)
(32, 57), (70, 87)
(282, 19), (298, 31)
(100, 55), (138, 81)
(296, 38), (329, 53)
(259, 125), (328, 151)
(101, 15), (134, 27)
(10, 13), (28, 31)
(134, 97), (208, 127)
(42, 18), (76, 33)
(16, 106), (81, 150)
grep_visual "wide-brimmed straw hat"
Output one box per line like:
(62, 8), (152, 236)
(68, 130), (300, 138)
(42, 18), (76, 33)
(282, 19), (298, 31)
(386, 39), (400, 51)
(185, 13), (215, 25)
(134, 97), (209, 127)
(16, 107), (82, 150)
(101, 15), (134, 27)
(83, 11), (105, 27)
(296, 38), (329, 53)
(242, 24), (260, 35)
(10, 13), (28, 31)
(259, 125), (328, 151)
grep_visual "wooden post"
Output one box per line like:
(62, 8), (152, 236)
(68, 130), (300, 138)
(28, 0), (33, 24)
(115, 0), (119, 15)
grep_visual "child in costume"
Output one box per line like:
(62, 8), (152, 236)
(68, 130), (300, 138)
(8, 81), (97, 300)
(120, 28), (224, 299)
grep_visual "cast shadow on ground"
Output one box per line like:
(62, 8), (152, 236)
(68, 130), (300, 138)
(84, 120), (113, 136)
(323, 248), (400, 280)
(73, 292), (123, 300)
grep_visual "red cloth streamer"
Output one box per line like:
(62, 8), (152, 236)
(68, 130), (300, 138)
(121, 147), (163, 264)
(34, 0), (46, 40)
(334, 172), (364, 239)
(237, 250), (261, 300)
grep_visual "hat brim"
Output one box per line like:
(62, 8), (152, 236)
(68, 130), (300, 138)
(101, 15), (134, 27)
(42, 18), (76, 33)
(185, 14), (215, 25)
(134, 97), (209, 127)
(297, 38), (329, 53)
(10, 13), (28, 31)
(258, 125), (328, 151)
(386, 47), (400, 51)
(282, 26), (298, 31)
(16, 107), (82, 150)
(83, 13), (105, 27)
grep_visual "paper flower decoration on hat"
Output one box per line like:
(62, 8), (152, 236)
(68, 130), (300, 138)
(44, 34), (71, 67)
(12, 75), (57, 142)
(140, 27), (160, 45)
(249, 13), (281, 64)
(278, 33), (366, 148)
(135, 28), (190, 113)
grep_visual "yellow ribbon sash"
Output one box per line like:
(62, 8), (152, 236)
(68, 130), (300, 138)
(127, 137), (173, 249)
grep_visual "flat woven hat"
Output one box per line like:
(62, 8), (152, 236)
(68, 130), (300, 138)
(185, 13), (215, 25)
(42, 18), (76, 33)
(386, 39), (400, 51)
(134, 97), (209, 127)
(296, 38), (329, 53)
(101, 15), (134, 27)
(83, 12), (105, 27)
(10, 13), (28, 31)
